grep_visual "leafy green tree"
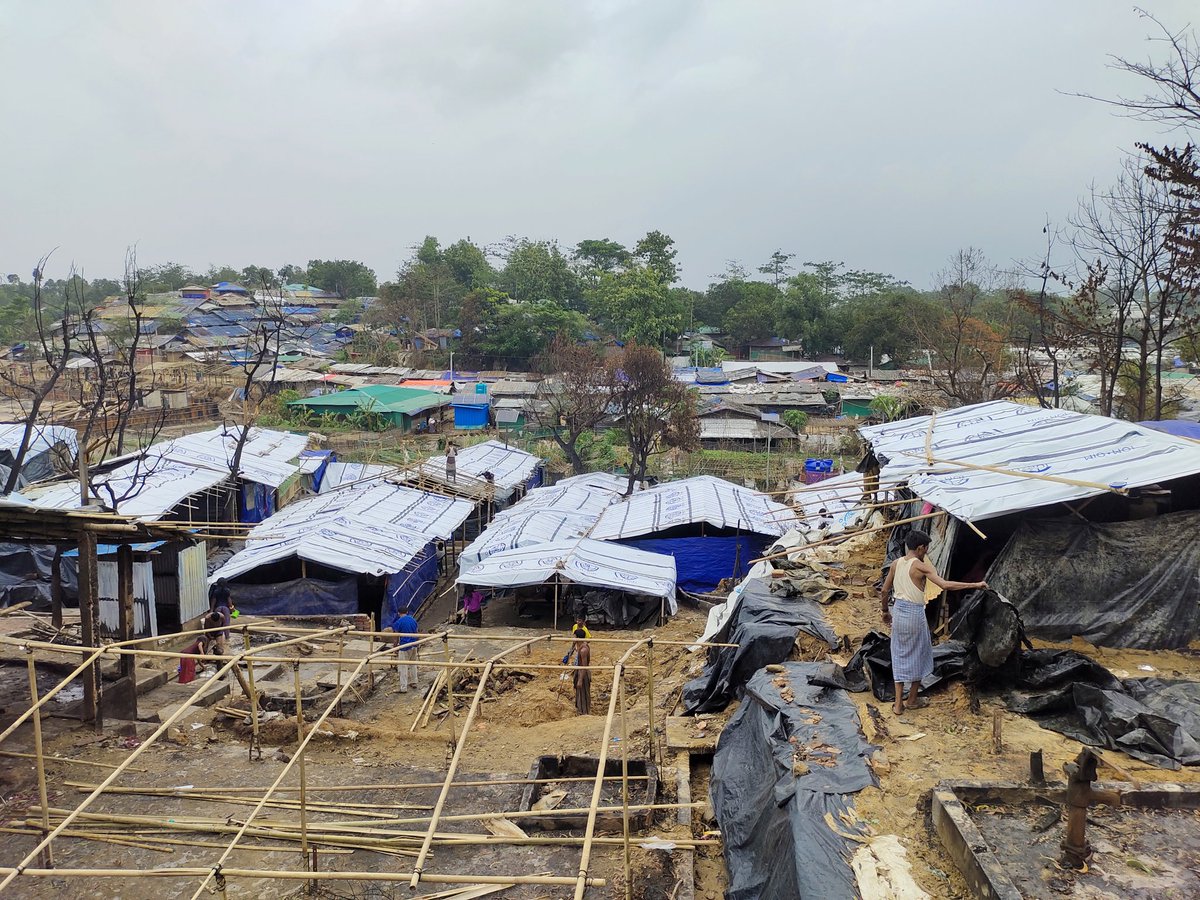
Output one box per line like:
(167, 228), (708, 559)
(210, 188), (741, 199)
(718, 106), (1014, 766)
(142, 263), (197, 292)
(782, 410), (808, 434)
(476, 300), (587, 362)
(837, 288), (932, 363)
(776, 272), (837, 351)
(633, 230), (679, 285)
(574, 239), (631, 282)
(241, 266), (278, 289)
(277, 263), (309, 285)
(720, 281), (780, 353)
(442, 239), (495, 289)
(588, 265), (685, 346)
(609, 344), (699, 494)
(332, 298), (365, 324)
(205, 265), (242, 284)
(758, 249), (796, 287)
(498, 238), (581, 308)
(307, 259), (378, 299)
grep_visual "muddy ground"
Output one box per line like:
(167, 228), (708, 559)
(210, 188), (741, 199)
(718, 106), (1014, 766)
(0, 612), (711, 900)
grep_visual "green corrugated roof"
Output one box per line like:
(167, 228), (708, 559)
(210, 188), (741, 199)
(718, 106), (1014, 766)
(290, 384), (448, 416)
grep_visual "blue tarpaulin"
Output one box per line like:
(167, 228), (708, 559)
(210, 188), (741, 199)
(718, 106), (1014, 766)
(1138, 420), (1200, 440)
(383, 542), (439, 622)
(618, 535), (769, 594)
(239, 482), (276, 523)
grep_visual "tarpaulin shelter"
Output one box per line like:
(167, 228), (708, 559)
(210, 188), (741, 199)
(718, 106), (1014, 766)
(859, 401), (1200, 523)
(0, 423), (78, 489)
(212, 480), (472, 618)
(457, 538), (678, 624)
(457, 472), (629, 571)
(29, 426), (307, 522)
(316, 461), (391, 493)
(405, 440), (543, 502)
(590, 475), (789, 593)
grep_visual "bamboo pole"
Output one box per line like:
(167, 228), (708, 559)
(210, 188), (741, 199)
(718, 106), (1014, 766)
(292, 661), (309, 872)
(25, 649), (53, 869)
(751, 510), (948, 563)
(67, 774), (653, 795)
(0, 867), (606, 888)
(0, 750), (138, 772)
(620, 675), (631, 900)
(894, 450), (1130, 494)
(0, 626), (350, 896)
(408, 634), (547, 889)
(645, 639), (656, 763)
(573, 638), (648, 900)
(444, 632), (456, 746)
(242, 627), (261, 761)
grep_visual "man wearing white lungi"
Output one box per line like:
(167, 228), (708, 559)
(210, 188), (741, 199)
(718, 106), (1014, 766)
(880, 530), (986, 716)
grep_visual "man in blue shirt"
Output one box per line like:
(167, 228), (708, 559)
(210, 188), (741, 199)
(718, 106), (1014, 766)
(386, 611), (421, 693)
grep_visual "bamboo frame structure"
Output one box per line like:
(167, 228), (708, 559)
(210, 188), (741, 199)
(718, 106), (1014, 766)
(0, 622), (731, 896)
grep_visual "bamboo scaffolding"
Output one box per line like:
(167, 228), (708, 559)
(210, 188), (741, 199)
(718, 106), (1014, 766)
(620, 675), (631, 900)
(408, 634), (547, 888)
(187, 638), (392, 900)
(893, 450), (1130, 494)
(0, 750), (140, 772)
(574, 638), (648, 900)
(0, 626), (350, 896)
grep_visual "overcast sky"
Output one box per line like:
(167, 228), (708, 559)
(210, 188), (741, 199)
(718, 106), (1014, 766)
(0, 1), (1194, 290)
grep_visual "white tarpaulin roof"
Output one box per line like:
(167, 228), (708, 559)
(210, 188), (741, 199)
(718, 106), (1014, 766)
(459, 509), (598, 570)
(457, 538), (677, 608)
(212, 518), (435, 581)
(590, 475), (789, 540)
(859, 400), (1200, 522)
(30, 458), (228, 520)
(29, 426), (308, 518)
(252, 480), (473, 542)
(458, 471), (630, 570)
(163, 426), (307, 488)
(0, 423), (79, 460)
(317, 462), (392, 493)
(409, 440), (542, 498)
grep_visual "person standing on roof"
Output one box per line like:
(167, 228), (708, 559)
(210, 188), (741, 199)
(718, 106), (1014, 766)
(880, 530), (986, 716)
(446, 444), (457, 482)
(384, 609), (421, 693)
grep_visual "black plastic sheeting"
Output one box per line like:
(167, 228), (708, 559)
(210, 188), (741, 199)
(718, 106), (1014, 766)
(844, 591), (1200, 768)
(229, 576), (358, 617)
(0, 543), (76, 609)
(986, 510), (1200, 649)
(712, 663), (877, 900)
(682, 577), (839, 714)
(1005, 653), (1200, 769)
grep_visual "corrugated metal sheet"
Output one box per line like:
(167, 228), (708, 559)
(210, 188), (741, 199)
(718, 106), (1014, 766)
(177, 543), (209, 624)
(97, 560), (158, 637)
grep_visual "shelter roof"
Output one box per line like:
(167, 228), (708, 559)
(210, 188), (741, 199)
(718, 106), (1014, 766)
(859, 400), (1200, 521)
(407, 440), (542, 498)
(289, 384), (449, 417)
(590, 474), (789, 540)
(457, 537), (677, 605)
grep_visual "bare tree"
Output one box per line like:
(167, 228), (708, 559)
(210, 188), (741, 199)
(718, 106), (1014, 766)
(608, 344), (699, 495)
(227, 279), (290, 484)
(529, 335), (613, 475)
(0, 254), (78, 494)
(916, 248), (1017, 405)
